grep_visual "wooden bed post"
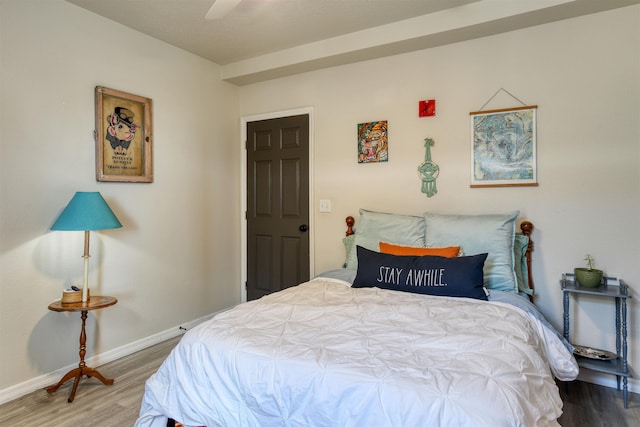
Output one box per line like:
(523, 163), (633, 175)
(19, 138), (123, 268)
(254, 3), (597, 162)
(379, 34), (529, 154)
(520, 221), (534, 299)
(346, 216), (355, 236)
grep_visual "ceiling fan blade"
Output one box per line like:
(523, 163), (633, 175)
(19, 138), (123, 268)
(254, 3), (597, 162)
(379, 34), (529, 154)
(205, 0), (243, 20)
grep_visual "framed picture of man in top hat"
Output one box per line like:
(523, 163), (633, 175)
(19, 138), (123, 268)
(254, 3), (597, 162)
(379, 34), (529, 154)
(95, 86), (153, 182)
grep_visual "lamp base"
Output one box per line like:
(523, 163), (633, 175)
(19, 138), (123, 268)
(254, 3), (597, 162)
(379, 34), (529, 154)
(62, 288), (90, 304)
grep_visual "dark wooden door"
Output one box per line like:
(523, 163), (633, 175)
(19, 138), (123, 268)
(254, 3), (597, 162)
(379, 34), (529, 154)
(246, 114), (310, 301)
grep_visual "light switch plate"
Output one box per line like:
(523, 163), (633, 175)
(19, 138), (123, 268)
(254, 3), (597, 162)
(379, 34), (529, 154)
(319, 199), (332, 212)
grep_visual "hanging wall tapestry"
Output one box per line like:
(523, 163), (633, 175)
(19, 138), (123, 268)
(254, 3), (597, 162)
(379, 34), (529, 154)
(418, 137), (439, 197)
(470, 105), (537, 187)
(95, 86), (153, 183)
(357, 120), (388, 163)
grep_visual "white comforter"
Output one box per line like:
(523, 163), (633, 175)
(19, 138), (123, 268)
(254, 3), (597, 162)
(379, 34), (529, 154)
(135, 277), (578, 427)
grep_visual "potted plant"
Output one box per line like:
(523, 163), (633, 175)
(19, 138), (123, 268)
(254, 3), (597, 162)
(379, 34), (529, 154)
(574, 255), (604, 288)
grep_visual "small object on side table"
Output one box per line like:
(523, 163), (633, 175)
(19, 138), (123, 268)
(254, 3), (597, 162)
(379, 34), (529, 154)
(561, 273), (633, 408)
(574, 254), (604, 288)
(61, 288), (88, 304)
(574, 268), (603, 287)
(47, 295), (117, 402)
(573, 345), (618, 360)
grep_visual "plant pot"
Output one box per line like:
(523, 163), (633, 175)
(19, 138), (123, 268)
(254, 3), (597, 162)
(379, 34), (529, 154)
(574, 268), (603, 288)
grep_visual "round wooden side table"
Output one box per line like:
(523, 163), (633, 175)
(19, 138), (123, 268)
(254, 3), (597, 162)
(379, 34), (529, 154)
(46, 295), (118, 402)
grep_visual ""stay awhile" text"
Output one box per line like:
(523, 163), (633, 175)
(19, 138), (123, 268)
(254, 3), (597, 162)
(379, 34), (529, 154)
(377, 266), (447, 287)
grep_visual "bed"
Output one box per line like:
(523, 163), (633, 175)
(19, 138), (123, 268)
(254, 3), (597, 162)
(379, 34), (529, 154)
(135, 209), (578, 427)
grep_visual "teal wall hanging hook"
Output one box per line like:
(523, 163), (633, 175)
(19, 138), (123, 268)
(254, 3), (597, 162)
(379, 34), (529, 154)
(418, 137), (439, 197)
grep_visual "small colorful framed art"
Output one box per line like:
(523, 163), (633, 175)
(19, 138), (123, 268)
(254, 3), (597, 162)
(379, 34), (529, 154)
(357, 120), (388, 163)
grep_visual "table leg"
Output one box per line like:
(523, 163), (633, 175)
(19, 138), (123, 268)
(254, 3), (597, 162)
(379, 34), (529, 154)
(46, 310), (114, 402)
(622, 297), (629, 409)
(562, 291), (571, 395)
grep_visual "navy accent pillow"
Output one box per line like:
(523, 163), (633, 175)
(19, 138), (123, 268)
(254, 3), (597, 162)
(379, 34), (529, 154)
(352, 246), (489, 300)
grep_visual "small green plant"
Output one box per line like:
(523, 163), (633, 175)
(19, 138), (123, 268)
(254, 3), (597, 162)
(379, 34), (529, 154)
(584, 254), (595, 270)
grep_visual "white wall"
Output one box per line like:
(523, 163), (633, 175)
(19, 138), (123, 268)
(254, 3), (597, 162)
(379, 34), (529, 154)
(0, 0), (241, 398)
(239, 5), (640, 390)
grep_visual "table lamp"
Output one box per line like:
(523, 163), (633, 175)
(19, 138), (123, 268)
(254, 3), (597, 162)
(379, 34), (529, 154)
(51, 192), (122, 302)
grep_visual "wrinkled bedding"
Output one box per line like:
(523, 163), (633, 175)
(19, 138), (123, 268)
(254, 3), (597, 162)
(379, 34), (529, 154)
(135, 276), (577, 427)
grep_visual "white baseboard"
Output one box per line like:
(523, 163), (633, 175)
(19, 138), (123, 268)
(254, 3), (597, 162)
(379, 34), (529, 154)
(0, 313), (215, 406)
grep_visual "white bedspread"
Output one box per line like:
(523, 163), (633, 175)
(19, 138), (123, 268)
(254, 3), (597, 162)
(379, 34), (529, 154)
(135, 278), (577, 427)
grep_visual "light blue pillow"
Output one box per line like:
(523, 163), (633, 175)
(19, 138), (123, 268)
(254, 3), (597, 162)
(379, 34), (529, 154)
(514, 233), (533, 295)
(423, 211), (519, 292)
(345, 208), (426, 270)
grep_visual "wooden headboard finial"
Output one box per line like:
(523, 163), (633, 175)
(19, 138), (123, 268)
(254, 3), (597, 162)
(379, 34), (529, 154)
(346, 216), (355, 236)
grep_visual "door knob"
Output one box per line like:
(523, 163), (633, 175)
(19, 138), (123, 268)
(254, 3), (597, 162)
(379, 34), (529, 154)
(299, 224), (308, 232)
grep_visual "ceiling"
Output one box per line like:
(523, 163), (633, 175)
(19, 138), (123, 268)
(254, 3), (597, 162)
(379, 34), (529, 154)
(65, 0), (640, 85)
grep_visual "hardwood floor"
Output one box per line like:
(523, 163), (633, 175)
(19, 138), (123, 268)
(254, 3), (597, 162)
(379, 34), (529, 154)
(0, 336), (181, 427)
(1, 336), (638, 426)
(558, 379), (640, 427)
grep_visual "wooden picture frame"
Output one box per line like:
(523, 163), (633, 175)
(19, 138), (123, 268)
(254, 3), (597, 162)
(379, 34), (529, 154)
(95, 86), (153, 182)
(470, 105), (537, 187)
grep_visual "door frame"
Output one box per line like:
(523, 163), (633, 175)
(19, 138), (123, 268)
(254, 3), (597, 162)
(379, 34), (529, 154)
(239, 107), (315, 302)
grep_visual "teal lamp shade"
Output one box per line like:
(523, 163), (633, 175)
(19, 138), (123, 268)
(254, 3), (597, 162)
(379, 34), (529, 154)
(51, 192), (121, 303)
(51, 192), (122, 231)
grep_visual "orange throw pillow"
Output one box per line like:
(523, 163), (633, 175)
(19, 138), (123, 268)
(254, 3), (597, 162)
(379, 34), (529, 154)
(379, 242), (460, 258)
